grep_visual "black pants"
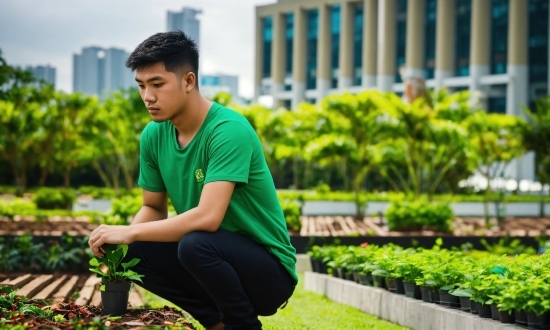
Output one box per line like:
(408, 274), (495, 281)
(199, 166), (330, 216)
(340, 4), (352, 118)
(123, 229), (296, 330)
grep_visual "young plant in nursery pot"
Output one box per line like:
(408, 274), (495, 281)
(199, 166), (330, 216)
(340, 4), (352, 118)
(89, 244), (144, 316)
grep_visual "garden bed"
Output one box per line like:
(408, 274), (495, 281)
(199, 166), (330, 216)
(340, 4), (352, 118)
(304, 272), (522, 330)
(2, 216), (549, 238)
(0, 273), (196, 329)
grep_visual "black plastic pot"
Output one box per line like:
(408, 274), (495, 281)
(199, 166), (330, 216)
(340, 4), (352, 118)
(386, 278), (397, 293)
(372, 275), (387, 289)
(403, 281), (421, 299)
(359, 273), (373, 286)
(335, 268), (345, 279)
(478, 303), (492, 318)
(527, 311), (550, 329)
(470, 300), (478, 314)
(430, 288), (440, 305)
(394, 278), (405, 295)
(459, 297), (470, 311)
(101, 282), (131, 316)
(439, 290), (460, 308)
(514, 309), (527, 327)
(353, 271), (361, 283)
(490, 304), (500, 321)
(499, 310), (514, 324)
(345, 271), (354, 281)
(420, 285), (432, 303)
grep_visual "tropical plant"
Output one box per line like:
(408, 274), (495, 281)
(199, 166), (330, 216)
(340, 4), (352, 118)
(522, 96), (550, 217)
(89, 244), (144, 289)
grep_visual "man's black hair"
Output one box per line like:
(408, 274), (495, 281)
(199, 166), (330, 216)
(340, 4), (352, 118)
(125, 30), (199, 87)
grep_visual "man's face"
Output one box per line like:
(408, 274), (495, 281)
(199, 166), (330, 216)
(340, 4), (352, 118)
(135, 62), (186, 122)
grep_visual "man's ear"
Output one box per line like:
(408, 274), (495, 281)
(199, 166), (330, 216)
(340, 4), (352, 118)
(184, 72), (196, 91)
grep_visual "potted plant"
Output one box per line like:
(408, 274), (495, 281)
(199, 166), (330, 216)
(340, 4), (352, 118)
(89, 244), (144, 316)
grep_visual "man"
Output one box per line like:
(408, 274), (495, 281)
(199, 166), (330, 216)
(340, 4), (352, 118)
(88, 31), (297, 330)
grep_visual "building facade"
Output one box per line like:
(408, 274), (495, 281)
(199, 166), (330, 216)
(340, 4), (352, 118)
(73, 46), (134, 97)
(255, 0), (549, 112)
(201, 74), (241, 101)
(255, 0), (550, 180)
(25, 65), (56, 87)
(167, 7), (202, 47)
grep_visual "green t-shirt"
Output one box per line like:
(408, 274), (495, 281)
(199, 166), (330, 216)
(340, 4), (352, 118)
(138, 102), (297, 283)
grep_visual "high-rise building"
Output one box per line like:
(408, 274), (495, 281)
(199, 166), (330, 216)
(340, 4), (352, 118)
(201, 74), (241, 102)
(73, 46), (134, 97)
(255, 0), (550, 181)
(25, 65), (56, 87)
(167, 7), (202, 47)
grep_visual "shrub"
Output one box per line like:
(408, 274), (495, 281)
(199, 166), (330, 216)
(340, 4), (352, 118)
(279, 198), (302, 232)
(0, 198), (37, 219)
(110, 194), (142, 221)
(32, 188), (76, 210)
(386, 199), (453, 232)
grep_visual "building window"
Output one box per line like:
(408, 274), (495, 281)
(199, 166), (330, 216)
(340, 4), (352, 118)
(490, 0), (508, 75)
(395, 0), (407, 83)
(306, 9), (319, 90)
(330, 5), (341, 89)
(262, 16), (273, 78)
(528, 0), (549, 103)
(424, 0), (437, 79)
(488, 97), (506, 114)
(285, 13), (294, 79)
(353, 4), (363, 86)
(455, 0), (471, 77)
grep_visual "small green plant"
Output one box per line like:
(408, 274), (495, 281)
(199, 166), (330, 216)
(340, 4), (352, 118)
(89, 244), (144, 290)
(53, 314), (66, 322)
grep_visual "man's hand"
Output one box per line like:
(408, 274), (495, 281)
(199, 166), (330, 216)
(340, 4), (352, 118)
(88, 225), (137, 257)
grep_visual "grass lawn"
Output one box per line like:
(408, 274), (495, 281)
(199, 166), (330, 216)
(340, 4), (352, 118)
(139, 274), (408, 330)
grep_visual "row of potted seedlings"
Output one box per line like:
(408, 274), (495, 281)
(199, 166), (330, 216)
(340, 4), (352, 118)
(307, 241), (550, 329)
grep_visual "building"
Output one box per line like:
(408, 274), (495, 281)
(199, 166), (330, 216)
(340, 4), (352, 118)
(73, 46), (134, 97)
(25, 65), (56, 87)
(255, 0), (550, 180)
(167, 7), (202, 47)
(200, 74), (241, 102)
(255, 0), (549, 111)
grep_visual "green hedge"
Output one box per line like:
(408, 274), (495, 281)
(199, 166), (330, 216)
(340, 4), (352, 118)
(32, 187), (75, 210)
(386, 200), (453, 232)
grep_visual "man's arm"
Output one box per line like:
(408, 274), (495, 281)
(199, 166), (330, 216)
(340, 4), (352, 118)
(89, 181), (235, 254)
(130, 190), (168, 225)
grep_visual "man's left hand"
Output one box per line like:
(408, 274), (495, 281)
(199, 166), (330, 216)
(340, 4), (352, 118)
(88, 225), (136, 257)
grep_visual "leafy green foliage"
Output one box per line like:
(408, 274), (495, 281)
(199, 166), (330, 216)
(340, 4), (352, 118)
(89, 244), (144, 286)
(279, 198), (302, 231)
(0, 233), (93, 273)
(32, 187), (75, 210)
(386, 199), (453, 232)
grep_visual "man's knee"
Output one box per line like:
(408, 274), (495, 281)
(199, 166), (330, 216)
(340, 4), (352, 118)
(178, 231), (214, 267)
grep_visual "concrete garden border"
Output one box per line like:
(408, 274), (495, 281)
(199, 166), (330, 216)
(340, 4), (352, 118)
(304, 271), (522, 330)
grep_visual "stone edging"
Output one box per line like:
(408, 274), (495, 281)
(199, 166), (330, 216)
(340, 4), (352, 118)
(304, 272), (522, 330)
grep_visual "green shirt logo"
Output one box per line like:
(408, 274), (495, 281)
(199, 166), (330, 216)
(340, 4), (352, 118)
(194, 169), (205, 183)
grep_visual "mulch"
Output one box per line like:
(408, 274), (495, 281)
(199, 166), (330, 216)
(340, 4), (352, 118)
(1, 300), (195, 329)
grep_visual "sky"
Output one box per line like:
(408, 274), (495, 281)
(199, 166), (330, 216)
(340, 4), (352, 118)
(0, 0), (274, 99)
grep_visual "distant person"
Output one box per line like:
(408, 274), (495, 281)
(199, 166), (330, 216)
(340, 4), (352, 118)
(88, 30), (297, 330)
(399, 66), (432, 106)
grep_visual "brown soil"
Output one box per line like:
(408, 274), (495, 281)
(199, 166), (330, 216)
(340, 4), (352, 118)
(1, 299), (196, 329)
(1, 216), (550, 237)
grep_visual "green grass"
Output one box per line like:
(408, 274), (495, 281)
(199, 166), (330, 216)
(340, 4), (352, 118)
(138, 274), (408, 330)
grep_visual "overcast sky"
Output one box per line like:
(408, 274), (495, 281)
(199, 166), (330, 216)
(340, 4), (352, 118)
(0, 0), (274, 98)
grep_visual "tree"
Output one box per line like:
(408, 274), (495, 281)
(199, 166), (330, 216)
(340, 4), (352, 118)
(522, 97), (550, 217)
(0, 100), (44, 190)
(464, 111), (527, 223)
(304, 91), (390, 218)
(47, 92), (102, 187)
(92, 88), (149, 190)
(377, 92), (473, 200)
